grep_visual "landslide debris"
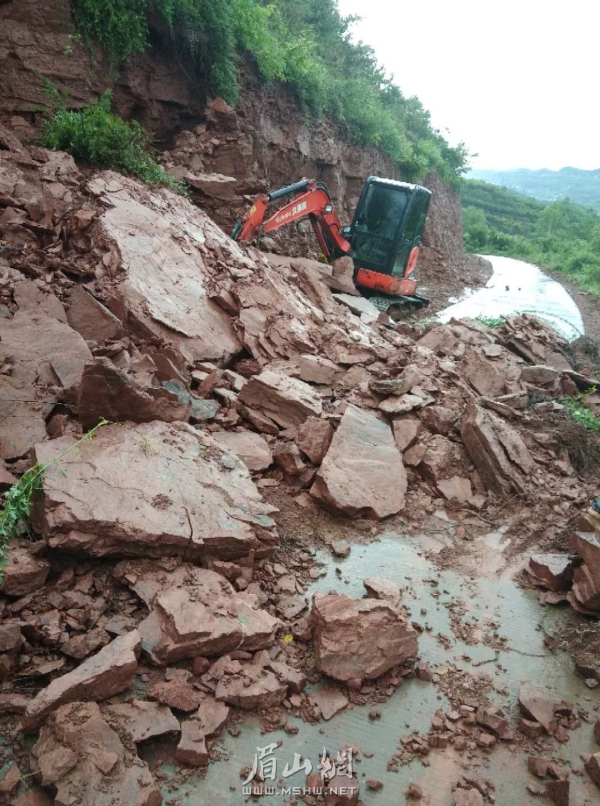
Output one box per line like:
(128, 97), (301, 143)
(2, 126), (600, 803)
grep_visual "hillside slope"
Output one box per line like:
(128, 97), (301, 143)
(461, 179), (600, 294)
(469, 166), (600, 212)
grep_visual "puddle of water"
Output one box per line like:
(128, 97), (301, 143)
(157, 533), (599, 804)
(438, 255), (585, 341)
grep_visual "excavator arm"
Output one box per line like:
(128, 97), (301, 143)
(231, 180), (351, 262)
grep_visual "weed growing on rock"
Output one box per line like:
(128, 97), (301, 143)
(564, 388), (600, 435)
(475, 315), (505, 329)
(41, 88), (187, 194)
(0, 419), (110, 581)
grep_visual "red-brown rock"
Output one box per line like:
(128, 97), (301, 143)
(586, 753), (600, 788)
(518, 683), (556, 733)
(30, 702), (161, 806)
(312, 591), (418, 682)
(89, 173), (242, 364)
(0, 541), (50, 597)
(212, 431), (273, 471)
(461, 404), (535, 495)
(78, 358), (190, 430)
(238, 370), (323, 428)
(311, 405), (407, 519)
(392, 417), (422, 452)
(0, 309), (92, 460)
(114, 561), (280, 664)
(296, 417), (334, 465)
(527, 554), (576, 592)
(273, 442), (306, 476)
(61, 627), (111, 660)
(22, 630), (141, 731)
(66, 286), (123, 343)
(103, 700), (180, 743)
(32, 422), (278, 561)
(175, 720), (210, 766)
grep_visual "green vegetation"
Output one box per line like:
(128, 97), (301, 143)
(68, 0), (468, 182)
(0, 419), (109, 582)
(462, 180), (600, 296)
(41, 88), (186, 193)
(564, 389), (600, 435)
(475, 315), (506, 329)
(468, 167), (600, 214)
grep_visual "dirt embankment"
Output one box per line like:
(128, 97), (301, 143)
(0, 0), (488, 312)
(1, 121), (600, 803)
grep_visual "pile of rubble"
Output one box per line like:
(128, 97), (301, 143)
(2, 126), (600, 802)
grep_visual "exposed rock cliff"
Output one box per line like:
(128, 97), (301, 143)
(0, 0), (466, 276)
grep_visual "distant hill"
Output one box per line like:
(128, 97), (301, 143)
(460, 179), (600, 296)
(467, 167), (600, 212)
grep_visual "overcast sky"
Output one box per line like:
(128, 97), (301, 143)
(337, 0), (599, 171)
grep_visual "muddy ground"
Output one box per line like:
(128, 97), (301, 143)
(1, 122), (600, 806)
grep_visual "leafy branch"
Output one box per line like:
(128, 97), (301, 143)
(0, 418), (110, 582)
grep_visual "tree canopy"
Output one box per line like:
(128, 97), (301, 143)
(70, 0), (469, 182)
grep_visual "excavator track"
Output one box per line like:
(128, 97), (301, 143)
(368, 294), (430, 321)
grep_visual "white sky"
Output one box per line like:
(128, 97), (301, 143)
(337, 0), (599, 171)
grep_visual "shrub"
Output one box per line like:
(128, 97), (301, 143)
(41, 90), (186, 193)
(68, 0), (469, 181)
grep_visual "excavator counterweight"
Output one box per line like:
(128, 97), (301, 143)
(232, 176), (432, 317)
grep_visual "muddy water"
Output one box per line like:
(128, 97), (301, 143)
(438, 255), (585, 341)
(163, 533), (599, 805)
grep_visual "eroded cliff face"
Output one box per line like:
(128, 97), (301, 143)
(0, 0), (464, 269)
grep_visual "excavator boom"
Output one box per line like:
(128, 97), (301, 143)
(232, 179), (350, 260)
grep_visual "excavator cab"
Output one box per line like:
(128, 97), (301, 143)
(347, 177), (432, 312)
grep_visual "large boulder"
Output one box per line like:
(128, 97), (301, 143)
(88, 173), (242, 364)
(31, 421), (278, 561)
(311, 405), (407, 519)
(78, 358), (190, 429)
(23, 630), (141, 732)
(114, 560), (280, 664)
(461, 404), (535, 495)
(0, 309), (91, 460)
(30, 702), (161, 806)
(312, 589), (418, 682)
(238, 370), (323, 428)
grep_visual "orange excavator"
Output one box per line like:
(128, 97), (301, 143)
(232, 176), (432, 316)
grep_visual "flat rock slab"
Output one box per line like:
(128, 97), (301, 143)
(312, 592), (418, 682)
(212, 431), (273, 471)
(32, 421), (278, 561)
(202, 654), (302, 709)
(0, 541), (50, 597)
(103, 700), (180, 743)
(238, 370), (323, 428)
(114, 560), (280, 664)
(311, 404), (407, 519)
(0, 310), (92, 460)
(23, 630), (141, 732)
(309, 686), (349, 720)
(66, 286), (123, 343)
(89, 173), (242, 364)
(461, 403), (535, 495)
(31, 702), (161, 806)
(333, 293), (380, 323)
